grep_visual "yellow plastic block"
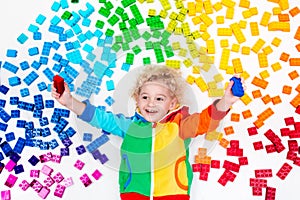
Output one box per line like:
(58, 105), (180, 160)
(204, 0), (214, 14)
(258, 53), (269, 68)
(268, 22), (290, 32)
(230, 23), (246, 44)
(159, 0), (171, 10)
(221, 0), (236, 8)
(267, 0), (280, 3)
(260, 12), (272, 27)
(220, 39), (229, 47)
(169, 12), (178, 20)
(216, 16), (225, 24)
(192, 31), (201, 39)
(195, 77), (209, 92)
(231, 43), (240, 52)
(180, 8), (188, 15)
(220, 48), (230, 70)
(271, 37), (282, 47)
(159, 10), (168, 18)
(177, 13), (186, 22)
(208, 81), (217, 89)
(200, 13), (213, 26)
(250, 22), (259, 36)
(192, 16), (201, 25)
(241, 70), (250, 80)
(208, 88), (224, 97)
(241, 46), (251, 55)
(271, 62), (282, 72)
(262, 46), (273, 55)
(192, 66), (201, 74)
(188, 43), (197, 51)
(240, 93), (252, 105)
(175, 0), (183, 9)
(199, 24), (208, 32)
(172, 42), (180, 50)
(217, 28), (232, 36)
(226, 66), (235, 74)
(213, 2), (223, 11)
(242, 10), (252, 19)
(239, 20), (247, 29)
(251, 38), (266, 53)
(259, 70), (270, 79)
(183, 58), (193, 67)
(186, 75), (195, 84)
(166, 60), (181, 69)
(239, 0), (250, 8)
(279, 0), (289, 11)
(226, 7), (235, 19)
(179, 48), (187, 56)
(201, 63), (211, 72)
(206, 39), (215, 54)
(214, 73), (224, 82)
(232, 58), (243, 73)
(201, 31), (211, 41)
(249, 7), (258, 15)
(182, 22), (191, 36)
(272, 7), (282, 15)
(195, 2), (203, 13)
(148, 9), (156, 16)
(146, 0), (154, 3)
(187, 2), (196, 16)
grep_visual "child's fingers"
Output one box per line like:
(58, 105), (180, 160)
(64, 82), (70, 93)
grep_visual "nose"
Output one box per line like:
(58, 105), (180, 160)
(147, 98), (156, 107)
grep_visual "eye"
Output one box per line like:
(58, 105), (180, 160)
(142, 95), (148, 100)
(156, 97), (165, 101)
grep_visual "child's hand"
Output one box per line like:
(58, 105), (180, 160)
(51, 82), (73, 108)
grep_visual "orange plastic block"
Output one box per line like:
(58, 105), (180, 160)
(219, 138), (229, 148)
(290, 93), (300, 108)
(289, 7), (300, 17)
(252, 90), (262, 98)
(242, 109), (252, 119)
(224, 126), (234, 135)
(294, 26), (300, 41)
(296, 44), (300, 52)
(261, 94), (272, 104)
(231, 113), (240, 122)
(253, 119), (264, 129)
(280, 52), (290, 62)
(278, 14), (290, 22)
(251, 76), (269, 89)
(282, 85), (292, 94)
(199, 156), (211, 164)
(198, 148), (207, 158)
(272, 95), (282, 105)
(288, 70), (299, 80)
(258, 108), (274, 121)
(289, 58), (300, 66)
(296, 84), (300, 93)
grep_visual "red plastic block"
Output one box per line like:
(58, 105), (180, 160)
(227, 148), (243, 156)
(296, 105), (300, 114)
(276, 162), (292, 180)
(223, 169), (237, 182)
(265, 186), (276, 200)
(238, 157), (248, 165)
(229, 140), (240, 148)
(211, 160), (220, 168)
(253, 141), (264, 150)
(289, 130), (300, 138)
(255, 169), (273, 178)
(218, 174), (229, 186)
(192, 163), (201, 172)
(293, 157), (300, 166)
(249, 178), (267, 188)
(247, 127), (258, 136)
(286, 151), (297, 161)
(223, 160), (240, 173)
(284, 117), (295, 125)
(200, 164), (211, 173)
(294, 122), (300, 131)
(280, 128), (290, 137)
(265, 144), (276, 153)
(275, 143), (286, 153)
(252, 187), (262, 196)
(199, 172), (209, 181)
(288, 140), (298, 151)
(53, 75), (65, 95)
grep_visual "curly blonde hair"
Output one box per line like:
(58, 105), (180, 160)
(132, 65), (185, 104)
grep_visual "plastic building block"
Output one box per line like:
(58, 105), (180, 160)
(28, 47), (39, 56)
(38, 187), (50, 199)
(28, 155), (40, 166)
(53, 75), (65, 95)
(0, 85), (9, 95)
(14, 137), (26, 154)
(5, 132), (15, 142)
(276, 162), (292, 180)
(80, 173), (92, 187)
(74, 159), (85, 170)
(17, 33), (28, 44)
(6, 49), (18, 57)
(30, 179), (43, 193)
(75, 145), (86, 155)
(19, 180), (30, 191)
(2, 61), (19, 74)
(53, 172), (64, 183)
(92, 169), (102, 180)
(4, 174), (18, 188)
(5, 159), (16, 172)
(14, 164), (24, 174)
(83, 133), (93, 141)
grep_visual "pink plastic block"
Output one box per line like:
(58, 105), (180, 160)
(199, 172), (209, 181)
(74, 160), (85, 170)
(53, 172), (64, 183)
(38, 187), (50, 199)
(265, 186), (276, 200)
(252, 187), (262, 196)
(5, 160), (16, 172)
(4, 174), (18, 188)
(238, 157), (248, 165)
(211, 160), (220, 168)
(51, 154), (62, 163)
(19, 180), (30, 191)
(62, 177), (74, 187)
(249, 178), (267, 188)
(30, 179), (43, 193)
(253, 141), (264, 150)
(43, 176), (55, 187)
(30, 170), (40, 178)
(284, 117), (295, 125)
(54, 184), (66, 198)
(255, 169), (273, 178)
(92, 169), (102, 180)
(80, 173), (92, 187)
(39, 152), (52, 163)
(1, 190), (11, 200)
(41, 165), (53, 176)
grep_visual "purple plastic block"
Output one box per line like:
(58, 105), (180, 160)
(4, 174), (18, 188)
(28, 155), (40, 166)
(99, 154), (109, 164)
(75, 145), (86, 155)
(60, 148), (69, 156)
(92, 169), (102, 180)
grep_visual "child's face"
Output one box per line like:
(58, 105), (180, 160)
(136, 81), (177, 122)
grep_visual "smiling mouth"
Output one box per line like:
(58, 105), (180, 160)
(145, 108), (158, 113)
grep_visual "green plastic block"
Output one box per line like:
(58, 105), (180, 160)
(105, 29), (114, 36)
(121, 0), (136, 8)
(121, 13), (129, 21)
(130, 27), (141, 40)
(115, 35), (123, 43)
(119, 22), (127, 30)
(115, 7), (124, 15)
(128, 19), (137, 27)
(145, 41), (153, 50)
(71, 0), (79, 3)
(143, 57), (151, 65)
(126, 53), (134, 64)
(95, 20), (105, 29)
(153, 42), (161, 50)
(130, 5), (144, 25)
(165, 46), (174, 58)
(152, 30), (161, 39)
(112, 43), (121, 52)
(142, 31), (151, 41)
(108, 15), (120, 26)
(61, 11), (72, 20)
(122, 43), (130, 51)
(161, 30), (171, 39)
(154, 49), (164, 63)
(132, 45), (142, 55)
(98, 7), (110, 17)
(123, 30), (132, 43)
(99, 0), (106, 3)
(160, 39), (169, 47)
(105, 2), (114, 10)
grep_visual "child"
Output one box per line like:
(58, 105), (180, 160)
(52, 65), (243, 200)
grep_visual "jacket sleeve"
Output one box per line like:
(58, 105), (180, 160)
(77, 100), (131, 138)
(179, 100), (229, 139)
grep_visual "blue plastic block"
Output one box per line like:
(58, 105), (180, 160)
(0, 107), (11, 122)
(83, 44), (94, 53)
(60, 147), (69, 156)
(45, 100), (54, 108)
(58, 132), (68, 141)
(14, 137), (26, 154)
(53, 108), (70, 118)
(34, 94), (44, 110)
(52, 41), (61, 50)
(106, 80), (115, 91)
(28, 47), (39, 56)
(0, 152), (4, 161)
(17, 33), (28, 44)
(25, 139), (35, 147)
(10, 97), (19, 105)
(49, 139), (59, 149)
(53, 63), (62, 72)
(230, 77), (244, 97)
(41, 42), (52, 56)
(72, 40), (81, 49)
(10, 152), (21, 163)
(82, 18), (91, 27)
(86, 134), (109, 153)
(36, 14), (46, 25)
(51, 1), (61, 12)
(60, 0), (69, 8)
(62, 138), (72, 147)
(77, 33), (87, 43)
(65, 29), (74, 38)
(94, 30), (103, 38)
(37, 82), (47, 91)
(65, 65), (79, 78)
(33, 110), (43, 118)
(65, 42), (74, 51)
(60, 58), (69, 67)
(39, 57), (48, 65)
(28, 155), (39, 166)
(39, 117), (49, 126)
(65, 11), (80, 27)
(65, 127), (76, 137)
(76, 145), (86, 155)
(72, 24), (82, 35)
(5, 132), (15, 142)
(85, 30), (94, 39)
(66, 50), (82, 64)
(48, 25), (64, 34)
(105, 96), (115, 106)
(14, 164), (24, 174)
(53, 118), (68, 133)
(50, 15), (61, 25)
(31, 60), (41, 70)
(0, 99), (6, 107)
(16, 120), (26, 128)
(83, 133), (92, 142)
(39, 141), (49, 150)
(121, 63), (131, 71)
(0, 141), (13, 156)
(42, 127), (51, 137)
(8, 76), (21, 86)
(20, 88), (30, 97)
(28, 24), (39, 32)
(32, 128), (42, 137)
(6, 49), (18, 57)
(33, 32), (42, 40)
(43, 68), (55, 82)
(25, 121), (34, 130)
(0, 85), (9, 94)
(20, 61), (30, 70)
(11, 110), (20, 118)
(53, 53), (62, 62)
(2, 61), (19, 74)
(59, 33), (67, 42)
(23, 71), (39, 86)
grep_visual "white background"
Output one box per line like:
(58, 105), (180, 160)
(0, 0), (300, 200)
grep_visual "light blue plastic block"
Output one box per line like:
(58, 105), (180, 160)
(65, 11), (80, 27)
(79, 2), (94, 18)
(72, 24), (82, 35)
(82, 18), (91, 27)
(93, 30), (103, 38)
(121, 63), (130, 71)
(8, 77), (21, 86)
(36, 14), (46, 25)
(66, 50), (82, 64)
(104, 36), (113, 44)
(33, 32), (42, 40)
(20, 88), (30, 97)
(105, 96), (115, 106)
(53, 63), (62, 72)
(2, 62), (19, 74)
(85, 30), (94, 40)
(17, 33), (28, 44)
(72, 40), (81, 49)
(65, 29), (74, 38)
(6, 49), (18, 57)
(86, 53), (96, 62)
(59, 33), (67, 42)
(65, 65), (79, 78)
(50, 15), (61, 25)
(82, 44), (94, 53)
(106, 80), (115, 91)
(77, 33), (87, 43)
(51, 1), (61, 12)
(97, 38), (105, 47)
(43, 68), (55, 82)
(60, 0), (69, 9)
(28, 24), (39, 33)
(93, 61), (107, 78)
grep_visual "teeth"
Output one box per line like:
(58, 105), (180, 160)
(146, 109), (156, 113)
